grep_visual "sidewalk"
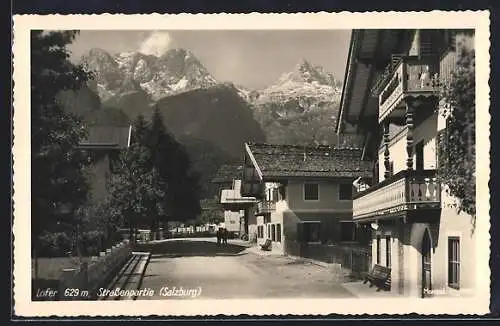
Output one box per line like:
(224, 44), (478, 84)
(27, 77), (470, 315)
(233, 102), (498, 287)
(241, 244), (347, 276)
(341, 280), (401, 298)
(243, 245), (284, 257)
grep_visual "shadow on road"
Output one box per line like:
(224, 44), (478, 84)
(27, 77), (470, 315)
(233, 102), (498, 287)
(135, 239), (247, 258)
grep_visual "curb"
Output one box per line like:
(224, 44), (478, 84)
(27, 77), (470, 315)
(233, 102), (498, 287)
(150, 251), (249, 258)
(286, 255), (341, 270)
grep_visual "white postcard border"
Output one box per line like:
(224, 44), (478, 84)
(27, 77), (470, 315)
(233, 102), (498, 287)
(13, 11), (491, 317)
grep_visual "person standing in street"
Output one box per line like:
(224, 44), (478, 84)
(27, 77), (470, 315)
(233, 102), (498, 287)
(223, 228), (228, 245)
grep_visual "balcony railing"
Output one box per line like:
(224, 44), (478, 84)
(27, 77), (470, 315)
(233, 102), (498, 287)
(256, 200), (276, 215)
(353, 169), (441, 220)
(378, 57), (439, 123)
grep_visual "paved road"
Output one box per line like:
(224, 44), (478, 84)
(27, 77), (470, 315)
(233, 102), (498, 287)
(135, 238), (354, 299)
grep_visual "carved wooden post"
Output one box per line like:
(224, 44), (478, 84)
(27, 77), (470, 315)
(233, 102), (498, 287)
(406, 100), (415, 170)
(383, 121), (391, 179)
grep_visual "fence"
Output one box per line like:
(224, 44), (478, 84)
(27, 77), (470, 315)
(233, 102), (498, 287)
(286, 241), (371, 278)
(33, 240), (132, 301)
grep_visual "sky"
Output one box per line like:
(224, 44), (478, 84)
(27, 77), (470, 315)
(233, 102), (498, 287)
(68, 30), (352, 90)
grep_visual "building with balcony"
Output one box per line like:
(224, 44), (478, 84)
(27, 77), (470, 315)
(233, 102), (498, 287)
(336, 29), (475, 298)
(212, 164), (257, 239)
(241, 143), (373, 255)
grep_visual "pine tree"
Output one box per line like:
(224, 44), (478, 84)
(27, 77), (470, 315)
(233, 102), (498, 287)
(147, 107), (202, 222)
(31, 30), (94, 257)
(132, 114), (150, 146)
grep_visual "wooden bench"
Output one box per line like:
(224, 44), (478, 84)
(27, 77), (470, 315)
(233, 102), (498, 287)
(362, 264), (391, 291)
(260, 239), (272, 251)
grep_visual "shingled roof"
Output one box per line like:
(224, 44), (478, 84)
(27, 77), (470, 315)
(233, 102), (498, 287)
(78, 125), (131, 149)
(211, 164), (244, 184)
(245, 143), (373, 180)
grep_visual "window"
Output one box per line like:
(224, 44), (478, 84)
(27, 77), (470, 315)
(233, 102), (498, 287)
(376, 235), (381, 264)
(276, 224), (281, 242)
(386, 235), (391, 268)
(271, 224), (276, 241)
(278, 186), (286, 200)
(298, 222), (321, 243)
(339, 184), (353, 200)
(257, 225), (264, 238)
(303, 183), (319, 201)
(340, 221), (356, 242)
(448, 237), (460, 289)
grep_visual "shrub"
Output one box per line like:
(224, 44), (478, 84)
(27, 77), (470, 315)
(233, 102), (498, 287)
(37, 231), (72, 257)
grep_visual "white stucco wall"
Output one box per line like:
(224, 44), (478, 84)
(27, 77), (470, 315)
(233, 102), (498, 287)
(378, 113), (438, 182)
(256, 198), (287, 254)
(431, 190), (476, 295)
(224, 210), (243, 233)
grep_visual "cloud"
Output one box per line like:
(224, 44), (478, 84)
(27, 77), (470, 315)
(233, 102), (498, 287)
(139, 31), (172, 57)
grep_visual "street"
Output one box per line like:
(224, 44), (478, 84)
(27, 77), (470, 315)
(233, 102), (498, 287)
(135, 238), (355, 299)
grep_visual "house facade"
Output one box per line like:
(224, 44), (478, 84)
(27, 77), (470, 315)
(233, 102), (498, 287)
(78, 125), (132, 203)
(241, 143), (372, 255)
(213, 164), (258, 240)
(336, 29), (476, 298)
(211, 164), (245, 235)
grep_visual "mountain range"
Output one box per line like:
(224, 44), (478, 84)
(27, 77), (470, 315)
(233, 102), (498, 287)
(60, 47), (343, 197)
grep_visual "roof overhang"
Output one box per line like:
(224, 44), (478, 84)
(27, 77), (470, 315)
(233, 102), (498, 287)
(336, 30), (402, 134)
(220, 188), (256, 211)
(260, 174), (372, 182)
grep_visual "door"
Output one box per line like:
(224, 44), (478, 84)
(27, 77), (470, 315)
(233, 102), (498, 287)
(421, 231), (432, 298)
(416, 141), (424, 171)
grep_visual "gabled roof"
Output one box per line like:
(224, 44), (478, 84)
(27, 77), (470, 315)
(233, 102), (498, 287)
(245, 143), (373, 180)
(78, 125), (132, 149)
(211, 164), (243, 184)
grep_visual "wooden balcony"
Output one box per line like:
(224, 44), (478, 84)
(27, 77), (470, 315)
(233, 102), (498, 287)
(256, 201), (276, 216)
(353, 170), (441, 221)
(378, 57), (439, 123)
(220, 180), (257, 211)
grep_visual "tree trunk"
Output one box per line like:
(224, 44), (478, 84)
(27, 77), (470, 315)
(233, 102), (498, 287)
(150, 219), (157, 241)
(128, 219), (134, 245)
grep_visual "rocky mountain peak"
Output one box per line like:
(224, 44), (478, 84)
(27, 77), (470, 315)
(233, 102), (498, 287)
(274, 59), (340, 88)
(79, 47), (218, 101)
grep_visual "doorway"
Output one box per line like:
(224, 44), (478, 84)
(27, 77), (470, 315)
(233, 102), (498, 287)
(421, 230), (432, 298)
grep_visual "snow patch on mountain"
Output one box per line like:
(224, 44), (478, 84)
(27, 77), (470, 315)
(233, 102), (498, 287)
(81, 47), (218, 102)
(251, 59), (342, 105)
(248, 59), (342, 146)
